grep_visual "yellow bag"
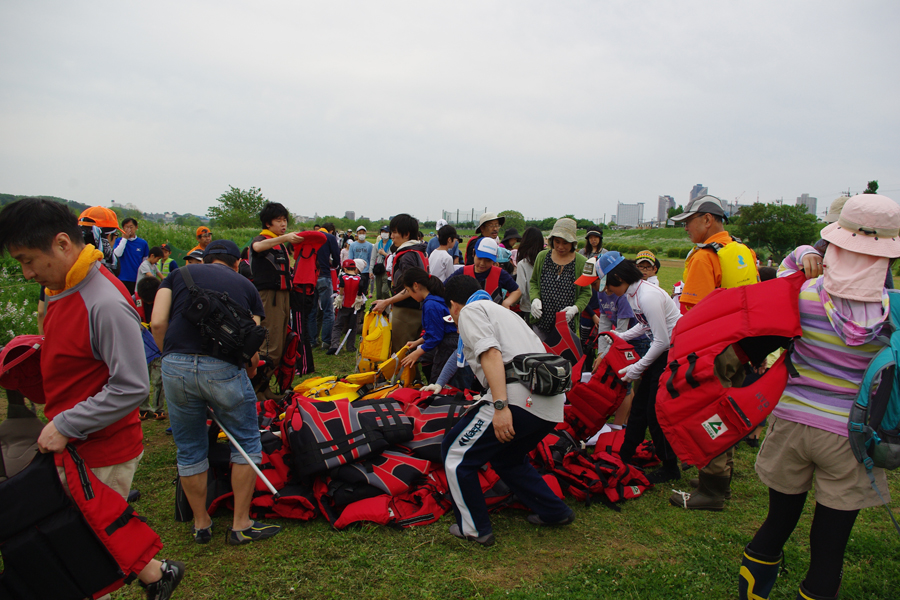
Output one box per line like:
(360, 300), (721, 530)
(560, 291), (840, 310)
(360, 312), (391, 363)
(294, 376), (337, 394)
(312, 382), (361, 401)
(343, 372), (377, 386)
(375, 347), (416, 387)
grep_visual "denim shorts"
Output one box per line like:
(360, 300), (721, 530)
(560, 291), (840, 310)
(161, 354), (262, 477)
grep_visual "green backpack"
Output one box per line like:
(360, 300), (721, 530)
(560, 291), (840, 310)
(848, 289), (900, 536)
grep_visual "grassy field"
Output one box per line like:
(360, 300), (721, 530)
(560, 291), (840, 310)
(3, 334), (898, 599)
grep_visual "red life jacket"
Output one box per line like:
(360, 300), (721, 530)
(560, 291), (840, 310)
(394, 247), (428, 272)
(0, 450), (162, 599)
(542, 311), (584, 365)
(282, 396), (413, 477)
(463, 265), (502, 300)
(562, 334), (639, 440)
(590, 429), (660, 469)
(395, 393), (476, 462)
(339, 274), (361, 307)
(275, 330), (299, 394)
(291, 230), (327, 294)
(330, 450), (433, 496)
(656, 272), (806, 468)
(0, 335), (45, 404)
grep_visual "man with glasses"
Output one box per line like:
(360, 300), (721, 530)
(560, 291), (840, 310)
(668, 195), (759, 511)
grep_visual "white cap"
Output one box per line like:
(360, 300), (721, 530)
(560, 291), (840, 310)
(357, 225), (367, 232)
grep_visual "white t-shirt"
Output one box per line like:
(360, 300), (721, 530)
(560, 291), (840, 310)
(429, 249), (455, 282)
(457, 300), (565, 423)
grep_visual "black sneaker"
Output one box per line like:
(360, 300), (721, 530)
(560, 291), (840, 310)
(227, 521), (281, 545)
(526, 511), (576, 527)
(193, 522), (213, 544)
(646, 465), (681, 485)
(127, 489), (141, 503)
(142, 559), (185, 600)
(325, 348), (336, 356)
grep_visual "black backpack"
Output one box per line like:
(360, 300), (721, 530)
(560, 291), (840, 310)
(179, 265), (267, 365)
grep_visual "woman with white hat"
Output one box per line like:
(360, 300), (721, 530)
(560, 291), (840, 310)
(528, 218), (591, 339)
(739, 194), (900, 600)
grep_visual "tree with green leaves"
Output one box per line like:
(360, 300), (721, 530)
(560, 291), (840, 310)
(667, 205), (684, 222)
(864, 180), (879, 194)
(731, 203), (820, 258)
(207, 186), (269, 228)
(498, 210), (525, 234)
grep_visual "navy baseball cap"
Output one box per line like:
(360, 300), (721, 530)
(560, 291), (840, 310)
(203, 239), (240, 259)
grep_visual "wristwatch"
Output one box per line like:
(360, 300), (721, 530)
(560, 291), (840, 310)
(493, 399), (508, 410)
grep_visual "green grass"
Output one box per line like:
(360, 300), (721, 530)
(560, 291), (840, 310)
(2, 348), (899, 599)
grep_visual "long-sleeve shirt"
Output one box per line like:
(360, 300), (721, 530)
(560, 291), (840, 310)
(44, 251), (148, 468)
(774, 246), (889, 436)
(619, 279), (681, 377)
(420, 294), (456, 352)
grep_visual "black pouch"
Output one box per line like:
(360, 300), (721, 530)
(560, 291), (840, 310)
(508, 353), (573, 396)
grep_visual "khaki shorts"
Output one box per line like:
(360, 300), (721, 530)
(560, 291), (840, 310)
(57, 451), (144, 501)
(755, 417), (890, 511)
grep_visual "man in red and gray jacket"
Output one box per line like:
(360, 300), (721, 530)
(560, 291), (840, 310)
(0, 197), (184, 600)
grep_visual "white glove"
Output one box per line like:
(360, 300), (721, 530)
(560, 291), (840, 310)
(563, 305), (579, 322)
(531, 298), (543, 319)
(420, 384), (442, 395)
(597, 334), (612, 359)
(352, 295), (367, 311)
(333, 294), (344, 310)
(618, 363), (644, 383)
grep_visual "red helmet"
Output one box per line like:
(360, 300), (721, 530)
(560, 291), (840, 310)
(342, 259), (357, 270)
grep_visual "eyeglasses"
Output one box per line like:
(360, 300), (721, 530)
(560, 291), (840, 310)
(637, 263), (656, 271)
(200, 233), (212, 238)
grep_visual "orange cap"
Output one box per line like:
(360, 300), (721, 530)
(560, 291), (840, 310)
(78, 206), (122, 233)
(196, 226), (211, 237)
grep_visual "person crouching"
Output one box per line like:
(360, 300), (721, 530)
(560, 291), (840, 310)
(440, 275), (574, 546)
(327, 259), (366, 355)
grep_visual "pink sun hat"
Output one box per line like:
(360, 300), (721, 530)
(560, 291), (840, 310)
(820, 194), (900, 258)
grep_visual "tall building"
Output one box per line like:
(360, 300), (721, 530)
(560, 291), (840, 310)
(689, 184), (708, 203)
(657, 195), (675, 224)
(616, 202), (644, 228)
(344, 210), (356, 221)
(796, 194), (817, 216)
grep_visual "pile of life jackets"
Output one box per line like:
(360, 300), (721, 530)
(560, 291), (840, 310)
(181, 336), (662, 530)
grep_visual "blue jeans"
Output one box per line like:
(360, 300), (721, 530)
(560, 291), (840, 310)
(161, 354), (262, 477)
(307, 276), (335, 345)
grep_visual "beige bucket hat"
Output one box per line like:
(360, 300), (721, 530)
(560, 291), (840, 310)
(820, 194), (900, 258)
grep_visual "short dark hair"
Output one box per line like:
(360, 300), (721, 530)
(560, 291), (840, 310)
(438, 224), (457, 246)
(390, 214), (418, 239)
(136, 276), (160, 305)
(444, 274), (482, 307)
(606, 259), (643, 288)
(149, 246), (164, 258)
(758, 266), (777, 281)
(259, 202), (289, 229)
(321, 222), (336, 234)
(122, 217), (138, 227)
(0, 197), (83, 255)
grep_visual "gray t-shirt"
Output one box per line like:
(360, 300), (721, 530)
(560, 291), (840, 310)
(137, 259), (160, 280)
(457, 300), (565, 423)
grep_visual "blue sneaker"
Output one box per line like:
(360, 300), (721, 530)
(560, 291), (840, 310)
(227, 521), (281, 545)
(192, 522), (213, 544)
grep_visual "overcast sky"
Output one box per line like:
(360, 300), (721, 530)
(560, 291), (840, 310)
(2, 1), (898, 222)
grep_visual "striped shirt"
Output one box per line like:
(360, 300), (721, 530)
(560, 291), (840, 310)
(774, 247), (889, 436)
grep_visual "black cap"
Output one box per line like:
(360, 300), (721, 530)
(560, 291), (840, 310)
(203, 239), (240, 259)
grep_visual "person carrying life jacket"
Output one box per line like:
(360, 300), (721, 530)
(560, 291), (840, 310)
(372, 213), (430, 354)
(738, 194), (900, 600)
(327, 260), (366, 355)
(250, 202), (303, 402)
(0, 197), (185, 598)
(669, 194), (759, 511)
(446, 237), (521, 308)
